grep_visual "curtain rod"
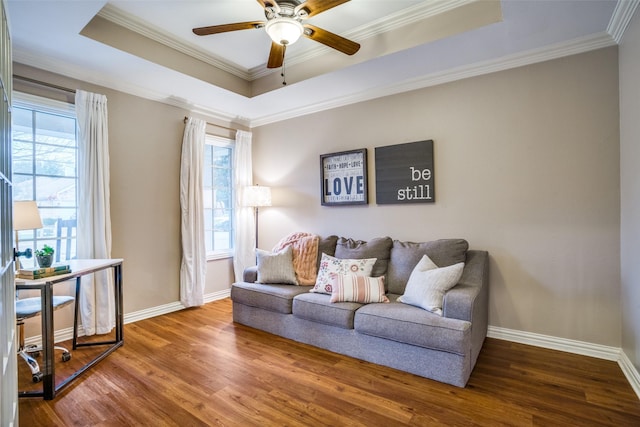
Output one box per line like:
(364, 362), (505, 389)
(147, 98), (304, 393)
(13, 75), (76, 94)
(183, 116), (236, 134)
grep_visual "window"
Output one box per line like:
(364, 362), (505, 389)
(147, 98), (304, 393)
(12, 93), (78, 267)
(203, 135), (234, 258)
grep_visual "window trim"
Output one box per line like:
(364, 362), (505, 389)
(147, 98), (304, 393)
(204, 134), (234, 260)
(12, 91), (78, 265)
(13, 92), (75, 115)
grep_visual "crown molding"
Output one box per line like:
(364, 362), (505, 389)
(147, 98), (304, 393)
(250, 31), (616, 127)
(98, 0), (475, 82)
(607, 0), (640, 43)
(97, 4), (253, 81)
(11, 48), (250, 127)
(349, 0), (474, 41)
(249, 0), (475, 79)
(12, 29), (616, 129)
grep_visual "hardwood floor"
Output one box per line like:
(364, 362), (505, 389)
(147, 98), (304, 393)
(18, 298), (640, 426)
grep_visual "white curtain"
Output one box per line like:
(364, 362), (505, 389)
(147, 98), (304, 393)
(180, 117), (207, 307)
(233, 130), (255, 282)
(76, 90), (114, 335)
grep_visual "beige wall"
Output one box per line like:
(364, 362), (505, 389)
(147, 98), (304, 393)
(620, 10), (640, 371)
(13, 64), (235, 337)
(253, 47), (621, 346)
(14, 45), (625, 348)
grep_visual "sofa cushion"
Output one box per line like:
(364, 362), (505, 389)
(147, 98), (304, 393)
(311, 253), (376, 294)
(316, 235), (338, 268)
(387, 239), (469, 294)
(354, 301), (471, 355)
(329, 274), (389, 303)
(231, 282), (312, 314)
(293, 292), (363, 329)
(256, 246), (299, 285)
(334, 236), (393, 279)
(398, 255), (465, 316)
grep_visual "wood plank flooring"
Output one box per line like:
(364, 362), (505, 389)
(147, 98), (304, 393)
(18, 298), (640, 426)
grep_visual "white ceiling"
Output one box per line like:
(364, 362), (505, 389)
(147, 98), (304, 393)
(108, 0), (428, 72)
(6, 0), (634, 127)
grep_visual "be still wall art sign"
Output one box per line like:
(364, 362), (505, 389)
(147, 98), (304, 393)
(375, 140), (435, 204)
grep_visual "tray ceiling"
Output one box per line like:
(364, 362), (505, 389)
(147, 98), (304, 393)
(7, 1), (628, 126)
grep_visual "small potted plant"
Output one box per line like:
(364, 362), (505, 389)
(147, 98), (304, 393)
(35, 244), (55, 268)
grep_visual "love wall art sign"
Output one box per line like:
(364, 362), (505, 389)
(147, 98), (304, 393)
(320, 149), (368, 206)
(374, 140), (435, 204)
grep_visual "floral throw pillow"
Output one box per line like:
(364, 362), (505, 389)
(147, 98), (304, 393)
(310, 253), (377, 294)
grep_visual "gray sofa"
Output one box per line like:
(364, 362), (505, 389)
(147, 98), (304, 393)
(231, 236), (489, 387)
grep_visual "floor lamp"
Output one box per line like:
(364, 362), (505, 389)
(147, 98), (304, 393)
(242, 185), (272, 249)
(13, 200), (43, 269)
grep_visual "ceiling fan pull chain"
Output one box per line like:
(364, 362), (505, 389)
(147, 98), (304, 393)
(281, 44), (287, 85)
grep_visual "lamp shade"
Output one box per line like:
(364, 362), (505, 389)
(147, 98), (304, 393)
(243, 186), (272, 208)
(13, 201), (43, 231)
(265, 17), (304, 46)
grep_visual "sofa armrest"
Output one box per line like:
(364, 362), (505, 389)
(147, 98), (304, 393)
(243, 266), (258, 283)
(444, 250), (489, 368)
(443, 250), (489, 323)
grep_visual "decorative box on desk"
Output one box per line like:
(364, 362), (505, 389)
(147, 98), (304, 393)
(15, 258), (124, 400)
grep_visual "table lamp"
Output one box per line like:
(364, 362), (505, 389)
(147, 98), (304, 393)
(13, 200), (43, 268)
(242, 185), (272, 248)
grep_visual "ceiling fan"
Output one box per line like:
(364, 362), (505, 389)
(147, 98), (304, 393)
(192, 0), (361, 69)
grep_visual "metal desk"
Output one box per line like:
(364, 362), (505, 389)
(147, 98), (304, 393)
(16, 259), (124, 400)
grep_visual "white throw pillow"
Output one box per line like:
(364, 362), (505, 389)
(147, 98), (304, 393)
(398, 254), (464, 316)
(256, 246), (299, 285)
(311, 253), (377, 294)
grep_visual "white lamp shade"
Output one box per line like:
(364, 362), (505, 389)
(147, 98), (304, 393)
(243, 186), (272, 207)
(265, 17), (304, 46)
(13, 200), (43, 230)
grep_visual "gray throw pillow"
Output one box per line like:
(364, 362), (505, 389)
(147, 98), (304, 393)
(316, 235), (339, 269)
(387, 239), (468, 294)
(256, 246), (299, 285)
(334, 236), (393, 278)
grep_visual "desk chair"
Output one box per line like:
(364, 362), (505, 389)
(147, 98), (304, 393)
(16, 295), (74, 383)
(55, 218), (76, 263)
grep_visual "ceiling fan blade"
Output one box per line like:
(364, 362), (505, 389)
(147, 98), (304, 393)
(256, 0), (280, 12)
(296, 0), (350, 18)
(303, 24), (360, 55)
(193, 21), (264, 36)
(267, 42), (285, 68)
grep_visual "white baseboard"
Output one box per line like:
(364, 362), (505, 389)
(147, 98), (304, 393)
(24, 326), (78, 348)
(487, 326), (621, 360)
(203, 289), (231, 304)
(24, 297), (640, 401)
(619, 351), (640, 399)
(124, 289), (231, 323)
(24, 289), (231, 346)
(488, 326), (640, 399)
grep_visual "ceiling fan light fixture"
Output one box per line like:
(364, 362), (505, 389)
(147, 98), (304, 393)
(266, 17), (304, 45)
